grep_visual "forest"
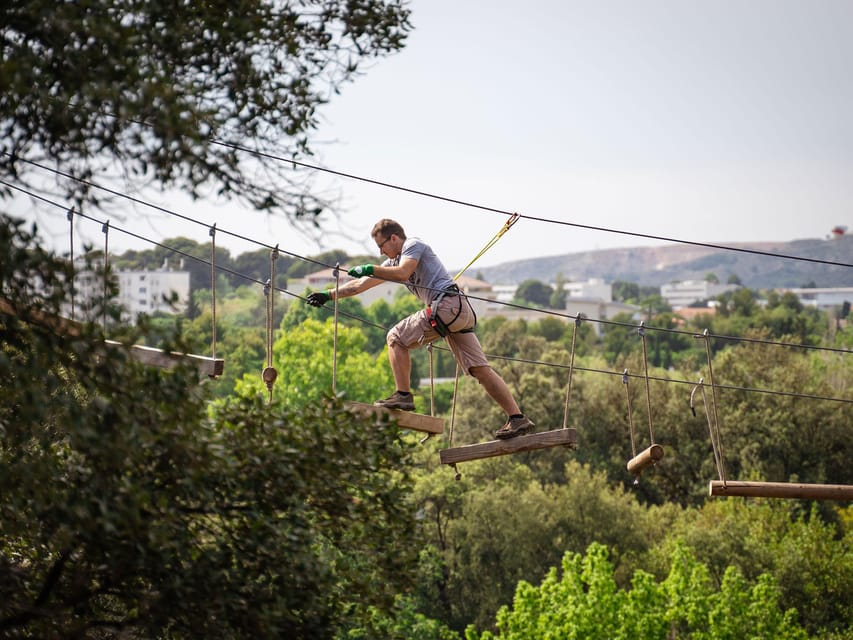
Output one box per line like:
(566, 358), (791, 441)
(2, 220), (851, 639)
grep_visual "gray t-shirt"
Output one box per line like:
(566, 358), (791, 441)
(383, 237), (455, 305)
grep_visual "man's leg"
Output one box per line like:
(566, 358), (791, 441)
(388, 341), (411, 392)
(470, 365), (535, 439)
(469, 365), (520, 415)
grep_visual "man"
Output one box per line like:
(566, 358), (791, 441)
(306, 218), (534, 440)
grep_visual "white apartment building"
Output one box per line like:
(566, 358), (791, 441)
(115, 268), (190, 320)
(661, 280), (739, 309)
(780, 287), (853, 310)
(67, 260), (190, 324)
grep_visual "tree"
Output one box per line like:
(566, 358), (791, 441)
(233, 316), (394, 411)
(549, 272), (568, 309)
(1, 1), (411, 226)
(410, 460), (665, 632)
(467, 542), (808, 640)
(0, 214), (420, 638)
(513, 279), (553, 308)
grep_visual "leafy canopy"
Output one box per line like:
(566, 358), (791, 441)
(1, 0), (411, 223)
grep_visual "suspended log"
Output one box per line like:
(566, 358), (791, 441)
(106, 341), (224, 378)
(709, 480), (853, 501)
(439, 428), (578, 465)
(348, 402), (444, 435)
(1, 297), (224, 378)
(627, 444), (664, 475)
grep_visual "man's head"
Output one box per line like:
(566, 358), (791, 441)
(371, 219), (406, 258)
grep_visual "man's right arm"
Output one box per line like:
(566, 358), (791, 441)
(306, 270), (384, 306)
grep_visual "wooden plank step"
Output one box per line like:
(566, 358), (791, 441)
(709, 480), (853, 501)
(439, 428), (578, 465)
(347, 402), (444, 435)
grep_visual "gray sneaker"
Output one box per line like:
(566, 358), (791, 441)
(494, 415), (535, 440)
(374, 391), (415, 411)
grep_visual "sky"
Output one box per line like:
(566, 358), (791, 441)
(14, 0), (853, 273)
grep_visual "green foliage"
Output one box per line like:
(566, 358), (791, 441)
(2, 0), (412, 222)
(410, 460), (669, 631)
(0, 215), (420, 638)
(233, 316), (394, 411)
(466, 542), (808, 640)
(513, 279), (554, 308)
(646, 500), (853, 638)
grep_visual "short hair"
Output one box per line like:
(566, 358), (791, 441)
(371, 219), (406, 241)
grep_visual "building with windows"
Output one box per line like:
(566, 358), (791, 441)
(661, 280), (739, 309)
(67, 260), (190, 324)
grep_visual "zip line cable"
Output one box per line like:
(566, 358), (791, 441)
(204, 142), (853, 270)
(5, 177), (851, 409)
(5, 126), (853, 270)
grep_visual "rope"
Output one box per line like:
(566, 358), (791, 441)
(452, 213), (519, 281)
(101, 220), (109, 334)
(448, 364), (462, 481)
(698, 330), (727, 484)
(561, 315), (582, 430)
(638, 321), (656, 445)
(623, 369), (637, 458)
(261, 246), (279, 403)
(209, 223), (217, 361)
(691, 377), (726, 484)
(427, 342), (435, 416)
(67, 207), (75, 321)
(332, 263), (341, 394)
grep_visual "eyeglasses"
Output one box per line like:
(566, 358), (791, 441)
(377, 235), (393, 251)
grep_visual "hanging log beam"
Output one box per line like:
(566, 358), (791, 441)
(348, 402), (444, 435)
(1, 297), (223, 378)
(439, 428), (578, 465)
(627, 444), (664, 475)
(105, 341), (224, 378)
(709, 480), (853, 501)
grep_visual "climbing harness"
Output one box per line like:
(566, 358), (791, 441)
(425, 284), (475, 337)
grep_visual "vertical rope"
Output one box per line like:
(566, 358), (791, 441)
(101, 220), (109, 334)
(209, 224), (217, 360)
(449, 364), (462, 480)
(332, 263), (341, 394)
(261, 246), (279, 403)
(561, 315), (582, 430)
(622, 369), (637, 458)
(691, 377), (725, 483)
(701, 330), (727, 484)
(67, 207), (75, 321)
(638, 321), (656, 445)
(427, 343), (435, 416)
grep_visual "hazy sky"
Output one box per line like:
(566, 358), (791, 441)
(17, 0), (853, 273)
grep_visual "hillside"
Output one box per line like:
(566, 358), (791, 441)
(476, 235), (853, 289)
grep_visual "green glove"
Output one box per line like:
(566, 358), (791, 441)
(348, 264), (374, 277)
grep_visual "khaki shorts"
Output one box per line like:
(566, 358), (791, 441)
(386, 295), (489, 374)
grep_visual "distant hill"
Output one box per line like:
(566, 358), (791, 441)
(475, 236), (853, 289)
